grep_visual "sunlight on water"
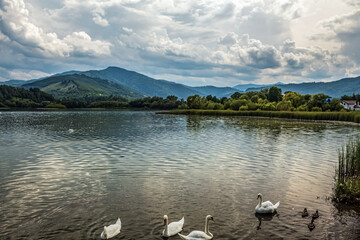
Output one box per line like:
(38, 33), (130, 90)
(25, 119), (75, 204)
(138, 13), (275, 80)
(0, 111), (359, 239)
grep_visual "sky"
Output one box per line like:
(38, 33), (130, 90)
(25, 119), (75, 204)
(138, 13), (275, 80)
(0, 0), (360, 87)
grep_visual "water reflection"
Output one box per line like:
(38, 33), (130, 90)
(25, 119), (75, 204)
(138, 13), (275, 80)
(0, 111), (359, 239)
(255, 213), (278, 230)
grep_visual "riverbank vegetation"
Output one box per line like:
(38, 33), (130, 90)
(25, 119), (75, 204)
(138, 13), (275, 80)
(335, 139), (360, 204)
(161, 109), (360, 123)
(186, 86), (344, 112)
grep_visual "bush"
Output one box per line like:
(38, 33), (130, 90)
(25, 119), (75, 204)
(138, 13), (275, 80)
(45, 103), (66, 109)
(239, 105), (248, 111)
(311, 106), (322, 112)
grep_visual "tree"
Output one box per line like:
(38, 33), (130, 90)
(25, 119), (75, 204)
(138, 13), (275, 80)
(231, 92), (242, 99)
(187, 95), (206, 109)
(268, 86), (282, 102)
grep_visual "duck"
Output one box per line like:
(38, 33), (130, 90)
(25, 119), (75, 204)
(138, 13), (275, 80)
(255, 193), (280, 214)
(100, 218), (121, 239)
(302, 208), (308, 217)
(162, 215), (184, 237)
(178, 215), (214, 240)
(312, 210), (319, 219)
(308, 218), (315, 231)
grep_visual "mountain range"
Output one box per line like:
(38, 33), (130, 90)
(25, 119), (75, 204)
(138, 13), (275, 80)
(1, 66), (360, 99)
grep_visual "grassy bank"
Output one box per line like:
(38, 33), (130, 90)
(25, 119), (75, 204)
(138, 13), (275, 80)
(335, 139), (360, 204)
(160, 109), (360, 124)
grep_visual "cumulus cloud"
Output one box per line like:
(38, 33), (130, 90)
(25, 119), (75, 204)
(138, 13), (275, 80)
(0, 0), (111, 57)
(92, 8), (109, 27)
(320, 10), (360, 63)
(0, 0), (358, 85)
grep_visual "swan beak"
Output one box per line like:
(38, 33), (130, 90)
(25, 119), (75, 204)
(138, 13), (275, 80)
(211, 217), (215, 222)
(163, 219), (166, 226)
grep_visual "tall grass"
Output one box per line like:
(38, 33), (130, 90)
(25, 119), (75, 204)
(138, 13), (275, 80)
(160, 109), (360, 124)
(335, 139), (360, 203)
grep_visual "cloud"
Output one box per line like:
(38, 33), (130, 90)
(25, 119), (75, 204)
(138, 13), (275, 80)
(320, 10), (360, 63)
(0, 0), (358, 85)
(92, 8), (109, 27)
(0, 0), (111, 57)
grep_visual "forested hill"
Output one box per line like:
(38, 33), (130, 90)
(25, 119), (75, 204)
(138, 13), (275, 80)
(22, 74), (144, 100)
(0, 85), (54, 108)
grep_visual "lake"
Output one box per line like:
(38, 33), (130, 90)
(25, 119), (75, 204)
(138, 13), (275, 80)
(0, 110), (359, 239)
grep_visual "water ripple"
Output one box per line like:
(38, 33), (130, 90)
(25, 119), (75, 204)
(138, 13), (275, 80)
(0, 111), (359, 239)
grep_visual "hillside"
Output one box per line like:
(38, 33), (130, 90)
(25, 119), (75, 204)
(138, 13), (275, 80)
(247, 76), (360, 98)
(78, 67), (200, 99)
(22, 74), (144, 100)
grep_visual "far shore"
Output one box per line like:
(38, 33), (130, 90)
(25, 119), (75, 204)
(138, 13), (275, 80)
(158, 109), (360, 125)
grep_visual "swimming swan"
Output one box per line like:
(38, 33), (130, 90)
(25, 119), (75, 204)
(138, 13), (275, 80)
(100, 218), (121, 239)
(178, 215), (214, 240)
(162, 215), (184, 237)
(255, 193), (280, 214)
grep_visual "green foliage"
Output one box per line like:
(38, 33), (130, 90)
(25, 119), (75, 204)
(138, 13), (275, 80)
(311, 106), (322, 112)
(45, 103), (66, 109)
(230, 92), (242, 99)
(0, 85), (54, 108)
(276, 100), (292, 111)
(165, 109), (360, 124)
(268, 86), (282, 102)
(129, 95), (182, 110)
(335, 139), (360, 203)
(23, 74), (144, 100)
(229, 99), (247, 110)
(239, 105), (248, 111)
(187, 95), (206, 109)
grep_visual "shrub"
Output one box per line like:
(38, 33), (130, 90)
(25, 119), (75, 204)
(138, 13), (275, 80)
(45, 103), (66, 109)
(239, 105), (248, 111)
(311, 106), (322, 112)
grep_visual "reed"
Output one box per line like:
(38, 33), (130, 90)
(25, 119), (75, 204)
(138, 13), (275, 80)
(335, 139), (360, 203)
(160, 109), (360, 123)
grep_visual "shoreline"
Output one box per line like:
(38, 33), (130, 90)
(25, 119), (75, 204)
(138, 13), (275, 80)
(158, 109), (360, 125)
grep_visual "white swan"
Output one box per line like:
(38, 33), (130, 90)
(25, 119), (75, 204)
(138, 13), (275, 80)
(162, 215), (184, 237)
(178, 215), (214, 240)
(255, 193), (280, 214)
(100, 218), (121, 239)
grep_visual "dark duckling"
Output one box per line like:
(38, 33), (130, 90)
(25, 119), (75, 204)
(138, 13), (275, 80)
(308, 219), (315, 231)
(302, 208), (308, 217)
(312, 210), (319, 219)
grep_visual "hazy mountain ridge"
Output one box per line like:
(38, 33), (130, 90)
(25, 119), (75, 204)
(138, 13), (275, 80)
(247, 77), (360, 98)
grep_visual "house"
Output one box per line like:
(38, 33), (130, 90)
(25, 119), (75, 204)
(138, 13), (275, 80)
(341, 100), (360, 110)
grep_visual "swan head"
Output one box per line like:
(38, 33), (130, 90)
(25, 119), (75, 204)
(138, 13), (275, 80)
(257, 193), (263, 199)
(163, 215), (168, 225)
(206, 215), (215, 222)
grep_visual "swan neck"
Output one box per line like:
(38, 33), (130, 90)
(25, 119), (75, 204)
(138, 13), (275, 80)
(258, 196), (262, 208)
(165, 218), (169, 236)
(205, 218), (212, 236)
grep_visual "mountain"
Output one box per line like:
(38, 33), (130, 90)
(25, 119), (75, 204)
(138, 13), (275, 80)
(247, 77), (360, 98)
(74, 66), (200, 99)
(1, 79), (39, 87)
(22, 74), (144, 99)
(190, 86), (238, 98)
(233, 82), (284, 92)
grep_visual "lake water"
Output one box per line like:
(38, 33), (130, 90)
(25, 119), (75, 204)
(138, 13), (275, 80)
(0, 110), (359, 239)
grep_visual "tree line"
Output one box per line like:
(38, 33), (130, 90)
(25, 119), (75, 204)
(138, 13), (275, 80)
(0, 85), (346, 112)
(186, 86), (344, 112)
